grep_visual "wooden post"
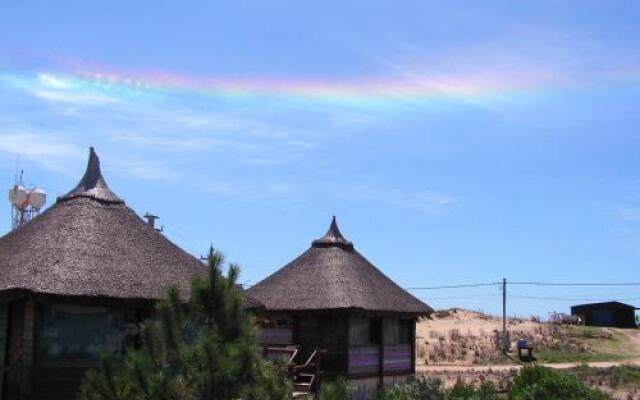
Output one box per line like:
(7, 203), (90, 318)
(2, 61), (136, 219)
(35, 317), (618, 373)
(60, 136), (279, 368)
(346, 314), (351, 378)
(502, 278), (507, 353)
(314, 347), (321, 397)
(378, 317), (384, 388)
(0, 302), (8, 400)
(22, 300), (35, 399)
(410, 317), (416, 374)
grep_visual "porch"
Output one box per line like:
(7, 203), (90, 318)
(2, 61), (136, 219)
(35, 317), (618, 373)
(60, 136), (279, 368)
(259, 310), (416, 394)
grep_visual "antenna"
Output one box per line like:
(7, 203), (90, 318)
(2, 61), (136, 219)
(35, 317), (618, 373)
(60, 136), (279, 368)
(8, 170), (47, 230)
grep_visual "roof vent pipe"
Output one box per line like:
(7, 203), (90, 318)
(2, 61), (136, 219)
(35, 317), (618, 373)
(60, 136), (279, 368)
(144, 212), (160, 230)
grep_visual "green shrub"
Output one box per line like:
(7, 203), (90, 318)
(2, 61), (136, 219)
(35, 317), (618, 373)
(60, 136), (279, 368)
(508, 365), (612, 400)
(446, 378), (498, 400)
(377, 377), (498, 400)
(320, 378), (351, 400)
(376, 377), (445, 400)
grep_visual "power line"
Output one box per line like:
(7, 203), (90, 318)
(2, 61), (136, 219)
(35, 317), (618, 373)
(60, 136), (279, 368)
(509, 295), (640, 302)
(406, 282), (500, 290)
(508, 281), (640, 287)
(417, 294), (500, 300)
(406, 281), (640, 290)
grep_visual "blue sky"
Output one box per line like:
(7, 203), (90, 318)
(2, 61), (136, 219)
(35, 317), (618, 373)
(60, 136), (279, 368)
(1, 1), (639, 317)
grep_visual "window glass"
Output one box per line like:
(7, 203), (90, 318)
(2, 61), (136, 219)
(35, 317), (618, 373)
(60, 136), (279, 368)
(319, 315), (343, 346)
(39, 305), (124, 361)
(349, 317), (370, 346)
(369, 319), (381, 345)
(384, 318), (399, 345)
(398, 319), (412, 344)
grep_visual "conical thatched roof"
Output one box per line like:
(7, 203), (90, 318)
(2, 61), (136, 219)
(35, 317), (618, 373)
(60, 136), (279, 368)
(0, 148), (208, 301)
(246, 217), (432, 315)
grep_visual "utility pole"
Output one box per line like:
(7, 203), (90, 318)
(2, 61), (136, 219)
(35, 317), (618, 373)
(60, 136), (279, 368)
(502, 278), (507, 353)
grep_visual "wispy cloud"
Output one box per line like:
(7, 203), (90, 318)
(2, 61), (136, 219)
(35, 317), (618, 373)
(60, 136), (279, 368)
(4, 72), (122, 105)
(33, 89), (119, 105)
(203, 179), (295, 202)
(0, 71), (460, 211)
(0, 133), (82, 171)
(613, 205), (640, 222)
(1, 70), (323, 164)
(346, 185), (457, 213)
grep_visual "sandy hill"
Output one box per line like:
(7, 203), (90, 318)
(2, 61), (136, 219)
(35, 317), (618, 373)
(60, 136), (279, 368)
(417, 308), (638, 366)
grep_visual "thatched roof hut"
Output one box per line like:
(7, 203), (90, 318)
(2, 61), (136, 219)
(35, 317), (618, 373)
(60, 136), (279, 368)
(0, 147), (207, 302)
(0, 148), (262, 400)
(248, 218), (431, 394)
(247, 216), (432, 314)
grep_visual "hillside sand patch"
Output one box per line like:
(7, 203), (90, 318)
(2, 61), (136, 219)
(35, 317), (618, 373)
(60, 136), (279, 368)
(415, 308), (640, 399)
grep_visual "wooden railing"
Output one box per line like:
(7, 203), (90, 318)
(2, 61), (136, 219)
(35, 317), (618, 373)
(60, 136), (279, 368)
(265, 346), (327, 396)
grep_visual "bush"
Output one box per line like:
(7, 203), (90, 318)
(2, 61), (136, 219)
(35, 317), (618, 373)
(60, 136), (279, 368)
(447, 378), (498, 400)
(508, 365), (612, 400)
(320, 378), (351, 400)
(376, 377), (445, 400)
(323, 366), (612, 400)
(377, 377), (497, 400)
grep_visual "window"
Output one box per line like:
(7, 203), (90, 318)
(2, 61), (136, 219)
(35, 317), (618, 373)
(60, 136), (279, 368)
(349, 317), (370, 346)
(369, 319), (382, 345)
(398, 319), (412, 344)
(38, 305), (124, 361)
(319, 315), (343, 346)
(350, 316), (385, 346)
(384, 318), (400, 344)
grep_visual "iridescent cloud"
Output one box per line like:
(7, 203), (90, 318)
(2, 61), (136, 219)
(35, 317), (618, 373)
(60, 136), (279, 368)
(9, 66), (566, 110)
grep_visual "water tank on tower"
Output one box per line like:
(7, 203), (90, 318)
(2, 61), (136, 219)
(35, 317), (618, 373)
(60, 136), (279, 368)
(28, 188), (47, 209)
(8, 174), (47, 229)
(8, 185), (28, 208)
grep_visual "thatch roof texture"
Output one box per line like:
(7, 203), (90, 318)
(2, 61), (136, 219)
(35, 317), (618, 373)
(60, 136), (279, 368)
(247, 217), (432, 315)
(0, 147), (207, 301)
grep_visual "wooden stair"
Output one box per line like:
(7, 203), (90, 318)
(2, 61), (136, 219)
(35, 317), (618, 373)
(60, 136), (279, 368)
(291, 349), (320, 397)
(265, 346), (323, 398)
(293, 372), (315, 393)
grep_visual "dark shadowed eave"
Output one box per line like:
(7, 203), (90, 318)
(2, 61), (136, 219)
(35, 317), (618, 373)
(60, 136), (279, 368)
(58, 147), (123, 204)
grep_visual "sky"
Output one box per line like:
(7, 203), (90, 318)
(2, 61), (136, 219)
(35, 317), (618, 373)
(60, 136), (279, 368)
(1, 1), (639, 318)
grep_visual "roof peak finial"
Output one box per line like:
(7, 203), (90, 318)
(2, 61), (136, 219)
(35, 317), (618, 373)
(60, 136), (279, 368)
(312, 216), (354, 250)
(58, 147), (123, 203)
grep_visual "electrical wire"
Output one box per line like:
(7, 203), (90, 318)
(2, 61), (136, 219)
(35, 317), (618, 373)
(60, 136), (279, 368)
(406, 283), (500, 290)
(418, 294), (500, 300)
(508, 281), (640, 286)
(509, 295), (640, 302)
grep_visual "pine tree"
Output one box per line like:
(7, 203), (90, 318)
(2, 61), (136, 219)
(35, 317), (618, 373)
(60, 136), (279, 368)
(80, 246), (292, 400)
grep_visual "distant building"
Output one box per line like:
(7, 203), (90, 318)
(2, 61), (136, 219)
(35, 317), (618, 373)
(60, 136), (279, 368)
(571, 301), (638, 328)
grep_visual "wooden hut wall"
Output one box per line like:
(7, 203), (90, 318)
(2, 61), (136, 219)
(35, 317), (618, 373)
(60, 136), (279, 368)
(257, 313), (293, 345)
(297, 314), (348, 375)
(1, 300), (35, 400)
(348, 315), (414, 378)
(32, 302), (152, 400)
(348, 316), (380, 376)
(33, 303), (123, 399)
(382, 318), (413, 374)
(0, 298), (152, 400)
